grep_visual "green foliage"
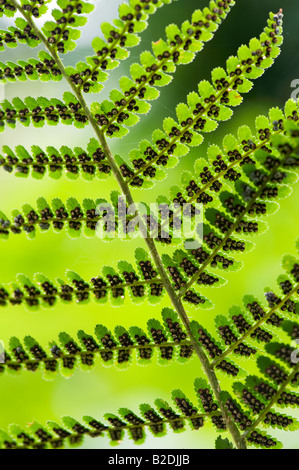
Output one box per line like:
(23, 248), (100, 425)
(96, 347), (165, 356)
(67, 0), (182, 93)
(120, 12), (284, 185)
(0, 92), (89, 131)
(42, 0), (95, 54)
(0, 0), (51, 19)
(0, 0), (297, 450)
(0, 249), (215, 309)
(0, 377), (241, 448)
(86, 0), (235, 134)
(0, 257), (164, 309)
(215, 436), (234, 449)
(0, 22), (40, 51)
(0, 309), (194, 379)
(0, 51), (63, 84)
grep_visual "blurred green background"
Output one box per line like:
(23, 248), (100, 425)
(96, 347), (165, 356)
(0, 0), (299, 449)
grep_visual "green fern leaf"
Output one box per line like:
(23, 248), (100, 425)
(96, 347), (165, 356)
(120, 12), (283, 186)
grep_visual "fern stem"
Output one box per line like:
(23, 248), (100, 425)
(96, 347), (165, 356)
(10, 0), (247, 449)
(242, 363), (299, 439)
(140, 236), (247, 449)
(211, 283), (299, 368)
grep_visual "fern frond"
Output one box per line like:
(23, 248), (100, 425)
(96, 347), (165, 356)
(3, 0), (98, 57)
(161, 100), (299, 224)
(0, 193), (159, 240)
(83, 0), (235, 115)
(1, 236), (223, 309)
(0, 195), (117, 238)
(0, 308), (195, 378)
(188, 244), (299, 373)
(231, 360), (299, 441)
(145, 140), (298, 304)
(211, 289), (299, 368)
(2, 102), (297, 247)
(0, 91), (90, 131)
(179, 241), (299, 447)
(0, 247), (215, 309)
(0, 255), (166, 309)
(0, 1), (54, 49)
(177, 142), (298, 296)
(3, 103), (297, 255)
(0, 51), (63, 84)
(1, 144), (296, 309)
(115, 12), (283, 185)
(68, 0), (184, 94)
(0, 375), (283, 448)
(0, 192), (202, 248)
(0, 0), (297, 450)
(91, 1), (246, 141)
(0, 19), (40, 50)
(0, 407), (214, 449)
(0, 137), (110, 179)
(238, 371), (299, 413)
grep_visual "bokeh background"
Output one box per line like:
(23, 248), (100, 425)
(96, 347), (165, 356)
(0, 0), (299, 449)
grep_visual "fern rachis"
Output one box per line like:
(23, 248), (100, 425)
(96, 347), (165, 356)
(0, 0), (298, 450)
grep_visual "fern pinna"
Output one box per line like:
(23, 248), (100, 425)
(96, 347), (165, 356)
(0, 0), (298, 450)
